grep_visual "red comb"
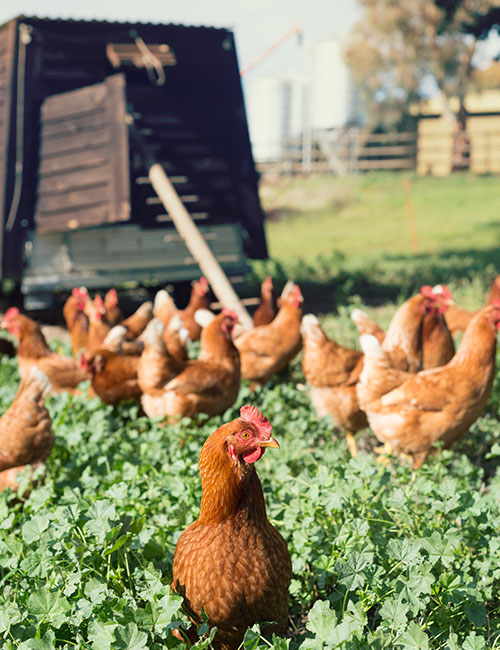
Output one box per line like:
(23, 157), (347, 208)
(434, 284), (453, 301)
(420, 285), (434, 297)
(72, 287), (88, 298)
(222, 309), (239, 322)
(240, 405), (272, 438)
(3, 307), (19, 321)
(105, 288), (118, 306)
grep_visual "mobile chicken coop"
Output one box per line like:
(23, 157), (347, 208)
(0, 15), (268, 309)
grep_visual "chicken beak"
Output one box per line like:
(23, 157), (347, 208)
(259, 437), (280, 449)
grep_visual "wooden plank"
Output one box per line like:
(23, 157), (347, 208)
(36, 74), (130, 232)
(107, 43), (177, 68)
(39, 126), (110, 157)
(37, 163), (111, 194)
(41, 84), (108, 121)
(36, 204), (112, 234)
(353, 158), (415, 170)
(37, 182), (111, 214)
(39, 147), (110, 176)
(357, 145), (416, 157)
(105, 74), (131, 223)
(41, 111), (108, 138)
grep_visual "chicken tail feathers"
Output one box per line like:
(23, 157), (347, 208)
(358, 335), (408, 407)
(18, 367), (51, 403)
(141, 318), (165, 346)
(359, 334), (386, 359)
(300, 314), (326, 342)
(351, 309), (385, 341)
(194, 309), (216, 329)
(154, 289), (176, 315)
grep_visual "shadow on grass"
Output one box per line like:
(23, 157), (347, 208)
(248, 246), (500, 314)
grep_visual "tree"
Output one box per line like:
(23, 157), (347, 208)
(344, 0), (500, 130)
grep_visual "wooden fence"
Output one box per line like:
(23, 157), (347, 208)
(256, 130), (417, 176)
(256, 125), (500, 176)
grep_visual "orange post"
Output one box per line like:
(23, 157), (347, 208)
(403, 177), (418, 254)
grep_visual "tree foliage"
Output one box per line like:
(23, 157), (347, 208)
(344, 0), (500, 128)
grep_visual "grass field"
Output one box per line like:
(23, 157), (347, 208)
(253, 172), (500, 315)
(261, 173), (500, 262)
(0, 172), (500, 648)
(0, 324), (499, 648)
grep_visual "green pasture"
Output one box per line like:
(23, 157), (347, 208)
(252, 172), (500, 315)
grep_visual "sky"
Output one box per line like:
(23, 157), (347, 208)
(0, 1), (360, 79)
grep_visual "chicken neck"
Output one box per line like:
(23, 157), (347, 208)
(197, 435), (267, 525)
(18, 324), (52, 359)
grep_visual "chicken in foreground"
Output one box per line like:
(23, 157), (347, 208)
(0, 367), (53, 492)
(1, 308), (89, 393)
(357, 301), (500, 467)
(235, 284), (303, 386)
(172, 406), (291, 650)
(253, 276), (276, 327)
(140, 310), (240, 419)
(301, 314), (367, 457)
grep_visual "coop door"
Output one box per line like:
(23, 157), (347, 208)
(35, 74), (130, 233)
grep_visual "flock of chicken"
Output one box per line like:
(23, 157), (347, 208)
(0, 274), (499, 648)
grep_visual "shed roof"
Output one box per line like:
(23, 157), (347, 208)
(2, 14), (230, 33)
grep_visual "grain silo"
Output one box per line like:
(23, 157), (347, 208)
(309, 37), (361, 130)
(246, 73), (306, 162)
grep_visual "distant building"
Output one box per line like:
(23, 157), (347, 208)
(309, 37), (362, 130)
(246, 73), (306, 162)
(245, 36), (363, 164)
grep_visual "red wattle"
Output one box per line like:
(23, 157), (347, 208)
(242, 446), (265, 464)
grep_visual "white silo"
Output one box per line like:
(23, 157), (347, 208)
(246, 72), (306, 162)
(309, 37), (361, 130)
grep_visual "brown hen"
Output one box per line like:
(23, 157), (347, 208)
(140, 310), (240, 419)
(63, 287), (89, 355)
(137, 319), (182, 394)
(352, 286), (455, 370)
(0, 367), (53, 491)
(253, 276), (276, 327)
(235, 284), (303, 386)
(83, 327), (142, 405)
(172, 406), (291, 650)
(357, 302), (500, 467)
(1, 309), (89, 393)
(301, 314), (367, 456)
(104, 288), (123, 326)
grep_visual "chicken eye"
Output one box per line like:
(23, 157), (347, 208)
(241, 431), (250, 439)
